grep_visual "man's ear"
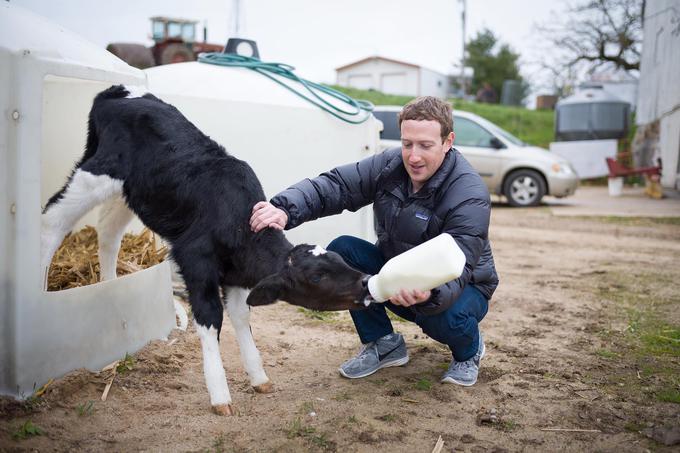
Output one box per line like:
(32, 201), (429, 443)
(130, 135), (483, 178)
(445, 131), (454, 149)
(247, 274), (286, 307)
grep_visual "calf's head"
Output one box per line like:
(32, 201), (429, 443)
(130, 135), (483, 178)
(246, 244), (371, 311)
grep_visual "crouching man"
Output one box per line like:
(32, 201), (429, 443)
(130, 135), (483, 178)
(250, 97), (498, 386)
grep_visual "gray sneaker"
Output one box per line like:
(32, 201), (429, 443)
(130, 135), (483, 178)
(441, 332), (485, 386)
(339, 332), (409, 379)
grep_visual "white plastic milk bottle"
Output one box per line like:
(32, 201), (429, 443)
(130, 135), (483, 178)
(367, 233), (466, 303)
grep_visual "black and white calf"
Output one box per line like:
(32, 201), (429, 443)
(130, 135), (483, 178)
(41, 85), (370, 415)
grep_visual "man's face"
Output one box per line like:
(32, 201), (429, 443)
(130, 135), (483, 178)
(400, 119), (454, 192)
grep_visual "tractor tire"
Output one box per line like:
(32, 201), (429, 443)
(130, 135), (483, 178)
(159, 44), (195, 65)
(106, 43), (155, 69)
(503, 169), (547, 207)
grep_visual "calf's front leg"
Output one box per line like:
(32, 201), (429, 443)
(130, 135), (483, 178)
(225, 287), (272, 393)
(180, 259), (233, 415)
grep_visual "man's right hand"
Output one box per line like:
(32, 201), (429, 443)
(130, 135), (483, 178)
(250, 201), (288, 232)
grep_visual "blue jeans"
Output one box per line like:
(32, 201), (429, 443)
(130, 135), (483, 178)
(328, 235), (489, 362)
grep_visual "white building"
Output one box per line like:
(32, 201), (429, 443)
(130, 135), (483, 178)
(336, 56), (450, 98)
(636, 0), (680, 189)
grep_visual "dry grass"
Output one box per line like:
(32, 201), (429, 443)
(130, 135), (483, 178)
(46, 226), (167, 291)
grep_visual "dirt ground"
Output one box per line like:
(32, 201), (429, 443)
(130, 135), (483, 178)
(2, 203), (679, 452)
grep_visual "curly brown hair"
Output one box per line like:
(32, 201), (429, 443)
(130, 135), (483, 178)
(398, 97), (453, 142)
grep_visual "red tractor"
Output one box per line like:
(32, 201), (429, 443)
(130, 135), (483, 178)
(107, 17), (224, 69)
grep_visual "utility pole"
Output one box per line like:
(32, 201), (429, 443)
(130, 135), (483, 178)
(460, 0), (467, 96)
(231, 0), (241, 37)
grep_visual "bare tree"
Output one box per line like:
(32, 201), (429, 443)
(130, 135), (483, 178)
(532, 0), (643, 94)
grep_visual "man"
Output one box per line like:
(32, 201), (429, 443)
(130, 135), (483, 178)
(476, 82), (497, 104)
(250, 97), (498, 386)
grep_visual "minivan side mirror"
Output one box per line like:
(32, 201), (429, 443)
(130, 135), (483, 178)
(490, 137), (505, 149)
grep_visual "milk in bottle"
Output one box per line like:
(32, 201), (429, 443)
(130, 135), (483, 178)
(367, 233), (466, 303)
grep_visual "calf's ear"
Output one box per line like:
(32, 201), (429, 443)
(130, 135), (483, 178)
(247, 274), (286, 306)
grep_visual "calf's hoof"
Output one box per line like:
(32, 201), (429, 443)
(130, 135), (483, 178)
(212, 403), (234, 416)
(253, 382), (274, 394)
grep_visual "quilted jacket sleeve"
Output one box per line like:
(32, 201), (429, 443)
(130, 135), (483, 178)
(270, 149), (399, 229)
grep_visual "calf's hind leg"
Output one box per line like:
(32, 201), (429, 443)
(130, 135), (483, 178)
(41, 169), (123, 287)
(97, 196), (134, 281)
(224, 287), (272, 393)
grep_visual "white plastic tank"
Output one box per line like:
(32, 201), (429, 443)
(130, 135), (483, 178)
(555, 87), (631, 141)
(0, 3), (175, 398)
(145, 60), (382, 247)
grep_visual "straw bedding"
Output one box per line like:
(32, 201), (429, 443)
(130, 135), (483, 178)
(46, 226), (167, 291)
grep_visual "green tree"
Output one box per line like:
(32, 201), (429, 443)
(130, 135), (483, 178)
(466, 29), (528, 104)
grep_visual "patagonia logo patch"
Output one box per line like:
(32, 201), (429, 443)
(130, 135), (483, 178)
(415, 212), (429, 221)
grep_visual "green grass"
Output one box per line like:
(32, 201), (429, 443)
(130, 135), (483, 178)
(497, 419), (519, 432)
(640, 327), (680, 356)
(297, 307), (338, 322)
(453, 99), (555, 149)
(386, 387), (403, 397)
(21, 395), (41, 411)
(376, 413), (397, 423)
(386, 310), (408, 323)
(414, 378), (432, 391)
(299, 401), (315, 415)
(542, 371), (560, 380)
(12, 420), (43, 440)
(285, 417), (316, 438)
(580, 216), (680, 227)
(596, 349), (620, 359)
(332, 391), (352, 401)
(329, 85), (555, 149)
(284, 418), (333, 450)
(592, 270), (680, 403)
(75, 400), (95, 417)
(624, 421), (646, 433)
(211, 434), (227, 453)
(657, 387), (680, 404)
(327, 85), (414, 107)
(116, 353), (135, 374)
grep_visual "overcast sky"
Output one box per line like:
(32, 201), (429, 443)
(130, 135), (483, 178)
(12, 0), (564, 91)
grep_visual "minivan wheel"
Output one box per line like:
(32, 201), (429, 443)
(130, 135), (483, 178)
(503, 169), (546, 207)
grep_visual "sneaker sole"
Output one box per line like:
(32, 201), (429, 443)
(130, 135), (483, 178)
(441, 375), (477, 386)
(442, 339), (484, 387)
(338, 355), (409, 379)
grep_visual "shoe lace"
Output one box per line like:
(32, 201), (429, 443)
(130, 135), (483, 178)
(450, 358), (476, 372)
(356, 342), (376, 359)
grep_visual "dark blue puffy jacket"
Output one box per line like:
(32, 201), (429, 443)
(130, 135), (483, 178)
(271, 147), (499, 315)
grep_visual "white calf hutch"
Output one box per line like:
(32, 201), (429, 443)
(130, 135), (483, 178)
(0, 3), (176, 399)
(1, 3), (381, 399)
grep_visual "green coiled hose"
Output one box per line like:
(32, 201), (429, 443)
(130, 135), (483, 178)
(197, 52), (374, 124)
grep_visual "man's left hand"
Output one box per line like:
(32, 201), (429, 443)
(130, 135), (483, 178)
(390, 289), (431, 307)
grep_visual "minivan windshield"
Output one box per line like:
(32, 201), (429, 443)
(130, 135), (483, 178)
(484, 121), (526, 146)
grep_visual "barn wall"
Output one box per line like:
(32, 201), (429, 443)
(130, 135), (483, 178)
(636, 0), (680, 188)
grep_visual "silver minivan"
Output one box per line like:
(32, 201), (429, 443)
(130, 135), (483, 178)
(373, 106), (579, 207)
